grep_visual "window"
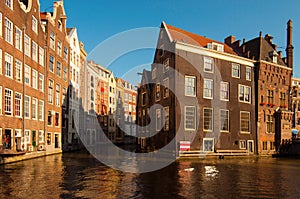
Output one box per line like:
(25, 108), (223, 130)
(156, 109), (161, 131)
(39, 73), (44, 92)
(48, 80), (54, 104)
(267, 90), (274, 104)
(48, 111), (52, 125)
(280, 92), (286, 107)
(15, 27), (22, 51)
(57, 41), (62, 56)
(163, 58), (169, 72)
(32, 98), (37, 120)
(15, 60), (22, 82)
(204, 108), (213, 131)
(270, 142), (275, 150)
(4, 18), (13, 44)
(0, 87), (2, 114)
(232, 63), (240, 78)
(24, 96), (30, 119)
(152, 67), (156, 79)
(24, 35), (31, 57)
(266, 114), (274, 133)
(39, 100), (44, 121)
(220, 81), (229, 101)
(5, 53), (13, 78)
(91, 76), (94, 87)
(204, 57), (214, 72)
(185, 106), (196, 130)
(56, 84), (60, 106)
(164, 106), (169, 131)
(0, 13), (2, 37)
(5, 89), (13, 115)
(15, 92), (22, 117)
(32, 69), (38, 89)
(56, 61), (61, 77)
(240, 112), (250, 133)
(39, 47), (44, 66)
(39, 130), (44, 143)
(25, 65), (31, 85)
(63, 67), (67, 81)
(32, 41), (38, 62)
(220, 109), (229, 132)
(64, 47), (68, 61)
(239, 140), (246, 149)
(239, 85), (251, 103)
(49, 55), (54, 72)
(32, 16), (38, 33)
(163, 78), (169, 98)
(0, 49), (2, 74)
(185, 76), (196, 97)
(55, 113), (59, 126)
(24, 130), (30, 146)
(50, 32), (55, 50)
(203, 138), (214, 152)
(5, 0), (13, 10)
(262, 141), (268, 150)
(246, 67), (251, 81)
(62, 88), (66, 105)
(155, 83), (160, 101)
(204, 79), (213, 99)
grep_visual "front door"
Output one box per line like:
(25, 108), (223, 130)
(54, 134), (59, 149)
(4, 129), (12, 149)
(248, 140), (254, 153)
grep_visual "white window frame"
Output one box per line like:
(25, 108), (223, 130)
(5, 0), (13, 10)
(203, 108), (213, 131)
(4, 53), (13, 78)
(4, 88), (13, 115)
(15, 59), (22, 82)
(163, 58), (169, 72)
(204, 57), (214, 73)
(0, 13), (2, 37)
(32, 69), (38, 89)
(239, 140), (247, 149)
(32, 41), (38, 62)
(39, 130), (44, 143)
(49, 55), (54, 73)
(203, 138), (214, 152)
(56, 61), (61, 77)
(39, 73), (44, 92)
(24, 34), (31, 57)
(24, 130), (31, 146)
(50, 32), (55, 50)
(56, 84), (60, 107)
(220, 109), (229, 132)
(220, 81), (229, 101)
(15, 26), (22, 51)
(25, 65), (31, 86)
(203, 79), (213, 99)
(163, 78), (169, 98)
(164, 106), (169, 131)
(185, 106), (196, 131)
(239, 84), (251, 103)
(24, 95), (30, 119)
(185, 76), (196, 97)
(152, 67), (156, 79)
(0, 49), (2, 74)
(48, 79), (54, 104)
(246, 67), (251, 81)
(32, 16), (38, 34)
(57, 40), (62, 56)
(32, 98), (37, 120)
(240, 111), (250, 133)
(232, 63), (240, 78)
(39, 47), (44, 67)
(4, 17), (13, 44)
(39, 100), (44, 121)
(15, 92), (22, 118)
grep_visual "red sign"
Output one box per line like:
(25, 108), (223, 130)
(180, 141), (190, 151)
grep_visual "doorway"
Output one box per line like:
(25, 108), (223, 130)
(247, 140), (254, 153)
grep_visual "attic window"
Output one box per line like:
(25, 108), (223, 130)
(207, 42), (224, 52)
(58, 20), (62, 31)
(270, 51), (278, 64)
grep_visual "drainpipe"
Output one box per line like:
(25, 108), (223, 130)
(22, 25), (26, 152)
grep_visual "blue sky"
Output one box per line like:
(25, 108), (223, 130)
(41, 0), (300, 85)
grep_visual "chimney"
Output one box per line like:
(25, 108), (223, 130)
(265, 34), (273, 44)
(224, 35), (236, 45)
(286, 19), (294, 68)
(278, 51), (282, 58)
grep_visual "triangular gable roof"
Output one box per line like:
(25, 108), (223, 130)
(163, 22), (237, 55)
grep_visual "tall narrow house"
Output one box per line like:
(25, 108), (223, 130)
(226, 20), (294, 155)
(137, 22), (257, 155)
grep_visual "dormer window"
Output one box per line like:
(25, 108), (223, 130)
(270, 51), (278, 64)
(207, 42), (224, 52)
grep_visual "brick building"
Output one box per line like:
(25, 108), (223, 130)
(226, 20), (294, 155)
(137, 22), (257, 155)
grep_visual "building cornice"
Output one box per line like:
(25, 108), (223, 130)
(259, 60), (292, 71)
(175, 42), (255, 67)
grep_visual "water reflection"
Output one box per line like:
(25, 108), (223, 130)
(0, 153), (300, 198)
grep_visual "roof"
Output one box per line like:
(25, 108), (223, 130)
(164, 23), (237, 55)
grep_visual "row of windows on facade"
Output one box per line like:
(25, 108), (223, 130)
(145, 76), (252, 103)
(260, 90), (286, 106)
(152, 57), (252, 81)
(0, 86), (64, 127)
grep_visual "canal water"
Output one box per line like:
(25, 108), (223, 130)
(0, 152), (300, 199)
